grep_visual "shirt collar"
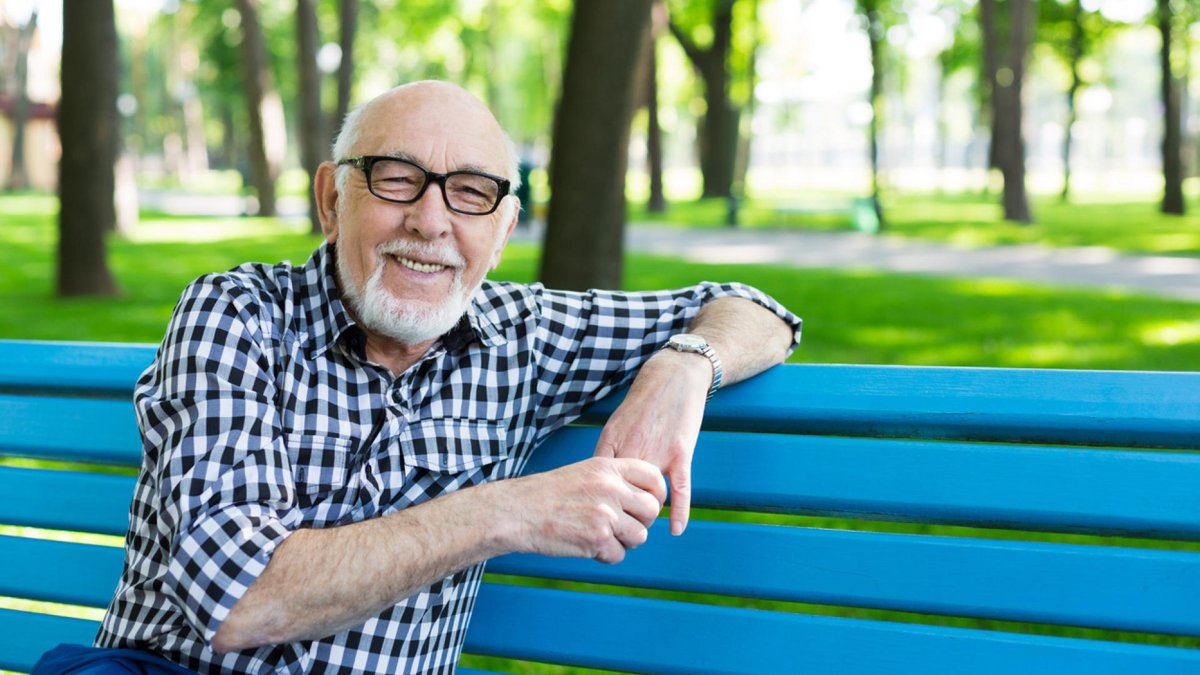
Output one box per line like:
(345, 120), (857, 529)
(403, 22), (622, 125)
(303, 242), (509, 358)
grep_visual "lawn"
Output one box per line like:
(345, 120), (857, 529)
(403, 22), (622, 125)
(630, 191), (1200, 256)
(2, 193), (1197, 371)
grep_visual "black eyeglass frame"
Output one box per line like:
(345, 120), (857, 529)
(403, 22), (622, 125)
(337, 155), (512, 216)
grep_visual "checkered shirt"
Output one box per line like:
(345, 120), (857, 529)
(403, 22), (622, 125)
(96, 242), (801, 673)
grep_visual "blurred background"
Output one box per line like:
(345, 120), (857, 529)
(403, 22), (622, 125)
(1, 0), (1197, 370)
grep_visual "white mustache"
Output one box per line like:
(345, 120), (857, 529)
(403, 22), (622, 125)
(377, 239), (465, 268)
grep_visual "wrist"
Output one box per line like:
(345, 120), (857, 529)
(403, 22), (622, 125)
(662, 333), (723, 399)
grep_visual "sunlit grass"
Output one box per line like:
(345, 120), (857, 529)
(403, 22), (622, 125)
(2, 193), (1197, 370)
(635, 191), (1200, 255)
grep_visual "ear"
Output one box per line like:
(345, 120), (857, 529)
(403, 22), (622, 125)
(314, 161), (340, 243)
(489, 197), (521, 270)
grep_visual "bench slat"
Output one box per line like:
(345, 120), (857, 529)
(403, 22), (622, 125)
(0, 340), (154, 397)
(0, 608), (100, 673)
(0, 467), (134, 536)
(0, 536), (124, 608)
(466, 583), (1200, 674)
(5, 337), (1195, 452)
(585, 365), (1200, 448)
(0, 395), (141, 465)
(490, 519), (1200, 636)
(533, 427), (1200, 539)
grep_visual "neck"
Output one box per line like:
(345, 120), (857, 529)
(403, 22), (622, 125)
(360, 326), (435, 376)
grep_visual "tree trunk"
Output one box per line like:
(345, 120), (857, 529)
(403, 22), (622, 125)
(669, 0), (738, 199)
(235, 0), (279, 217)
(979, 0), (1000, 174)
(7, 10), (37, 191)
(865, 4), (887, 230)
(539, 0), (653, 291)
(1061, 0), (1083, 202)
(645, 5), (666, 213)
(297, 0), (325, 234)
(334, 0), (359, 140)
(57, 0), (119, 297)
(982, 0), (1033, 223)
(1159, 0), (1185, 215)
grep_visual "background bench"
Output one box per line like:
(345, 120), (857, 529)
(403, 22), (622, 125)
(1, 339), (1198, 673)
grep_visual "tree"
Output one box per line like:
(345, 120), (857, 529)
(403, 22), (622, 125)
(6, 9), (37, 191)
(235, 0), (282, 217)
(669, 0), (740, 199)
(1040, 0), (1116, 202)
(854, 0), (893, 230)
(297, 0), (324, 234)
(57, 0), (119, 297)
(539, 0), (654, 291)
(334, 0), (359, 139)
(1158, 0), (1185, 215)
(980, 0), (1034, 223)
(643, 0), (668, 213)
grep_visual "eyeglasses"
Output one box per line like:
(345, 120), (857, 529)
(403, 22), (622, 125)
(337, 155), (511, 216)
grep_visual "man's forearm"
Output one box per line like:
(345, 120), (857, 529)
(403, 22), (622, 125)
(685, 296), (794, 387)
(210, 456), (664, 654)
(211, 479), (514, 653)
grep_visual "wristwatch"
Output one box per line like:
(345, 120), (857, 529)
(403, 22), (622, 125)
(664, 333), (723, 400)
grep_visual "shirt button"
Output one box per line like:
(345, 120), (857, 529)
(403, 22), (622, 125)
(390, 389), (403, 404)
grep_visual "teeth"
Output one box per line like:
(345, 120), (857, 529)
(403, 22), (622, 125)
(394, 255), (447, 274)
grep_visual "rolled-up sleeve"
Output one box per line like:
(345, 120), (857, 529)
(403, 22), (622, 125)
(134, 275), (300, 645)
(529, 281), (801, 431)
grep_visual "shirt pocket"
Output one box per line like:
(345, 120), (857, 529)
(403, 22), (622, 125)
(284, 432), (353, 508)
(399, 418), (510, 477)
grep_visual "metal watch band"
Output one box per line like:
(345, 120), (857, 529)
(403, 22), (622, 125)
(664, 334), (724, 400)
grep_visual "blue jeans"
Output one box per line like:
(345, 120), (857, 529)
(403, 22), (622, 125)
(31, 644), (195, 675)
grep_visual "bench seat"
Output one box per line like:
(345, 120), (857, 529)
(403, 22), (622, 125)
(1, 339), (1197, 673)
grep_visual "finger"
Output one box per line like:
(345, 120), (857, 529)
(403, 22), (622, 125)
(668, 464), (692, 536)
(621, 484), (664, 528)
(616, 458), (668, 505)
(611, 511), (650, 551)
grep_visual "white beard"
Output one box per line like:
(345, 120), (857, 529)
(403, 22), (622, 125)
(336, 238), (478, 347)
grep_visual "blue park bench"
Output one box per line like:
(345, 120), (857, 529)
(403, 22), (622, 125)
(1, 339), (1198, 674)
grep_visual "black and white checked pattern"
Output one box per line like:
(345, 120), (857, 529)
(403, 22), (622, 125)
(96, 242), (801, 673)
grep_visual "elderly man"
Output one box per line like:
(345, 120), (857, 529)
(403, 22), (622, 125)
(64, 81), (800, 673)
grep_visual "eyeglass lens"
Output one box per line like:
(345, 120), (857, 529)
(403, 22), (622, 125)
(370, 159), (501, 214)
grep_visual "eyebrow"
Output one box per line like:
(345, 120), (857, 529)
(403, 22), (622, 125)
(381, 151), (500, 177)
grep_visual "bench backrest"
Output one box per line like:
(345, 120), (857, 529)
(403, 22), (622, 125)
(1, 339), (1198, 674)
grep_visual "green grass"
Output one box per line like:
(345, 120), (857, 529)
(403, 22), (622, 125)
(633, 191), (1200, 256)
(3, 192), (1196, 370)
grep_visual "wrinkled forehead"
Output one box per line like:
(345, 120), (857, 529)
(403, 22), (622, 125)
(352, 84), (509, 174)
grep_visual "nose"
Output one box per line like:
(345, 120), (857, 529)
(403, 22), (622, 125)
(403, 180), (453, 240)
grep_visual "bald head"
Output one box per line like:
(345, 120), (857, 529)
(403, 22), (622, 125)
(332, 81), (520, 191)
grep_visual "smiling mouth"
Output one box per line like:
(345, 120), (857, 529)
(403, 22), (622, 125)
(391, 254), (450, 274)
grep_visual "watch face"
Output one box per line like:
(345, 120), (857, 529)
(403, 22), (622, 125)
(670, 334), (708, 350)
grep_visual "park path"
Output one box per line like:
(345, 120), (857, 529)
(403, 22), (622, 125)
(138, 191), (1200, 302)
(563, 224), (1200, 303)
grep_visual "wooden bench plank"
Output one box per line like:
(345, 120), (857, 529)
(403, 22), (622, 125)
(490, 520), (1200, 635)
(585, 365), (1200, 448)
(0, 536), (124, 608)
(533, 427), (1200, 539)
(466, 583), (1200, 674)
(0, 608), (100, 673)
(0, 340), (154, 397)
(0, 395), (141, 465)
(0, 467), (134, 536)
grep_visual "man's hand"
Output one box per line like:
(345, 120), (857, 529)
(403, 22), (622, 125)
(593, 349), (710, 536)
(502, 457), (667, 563)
